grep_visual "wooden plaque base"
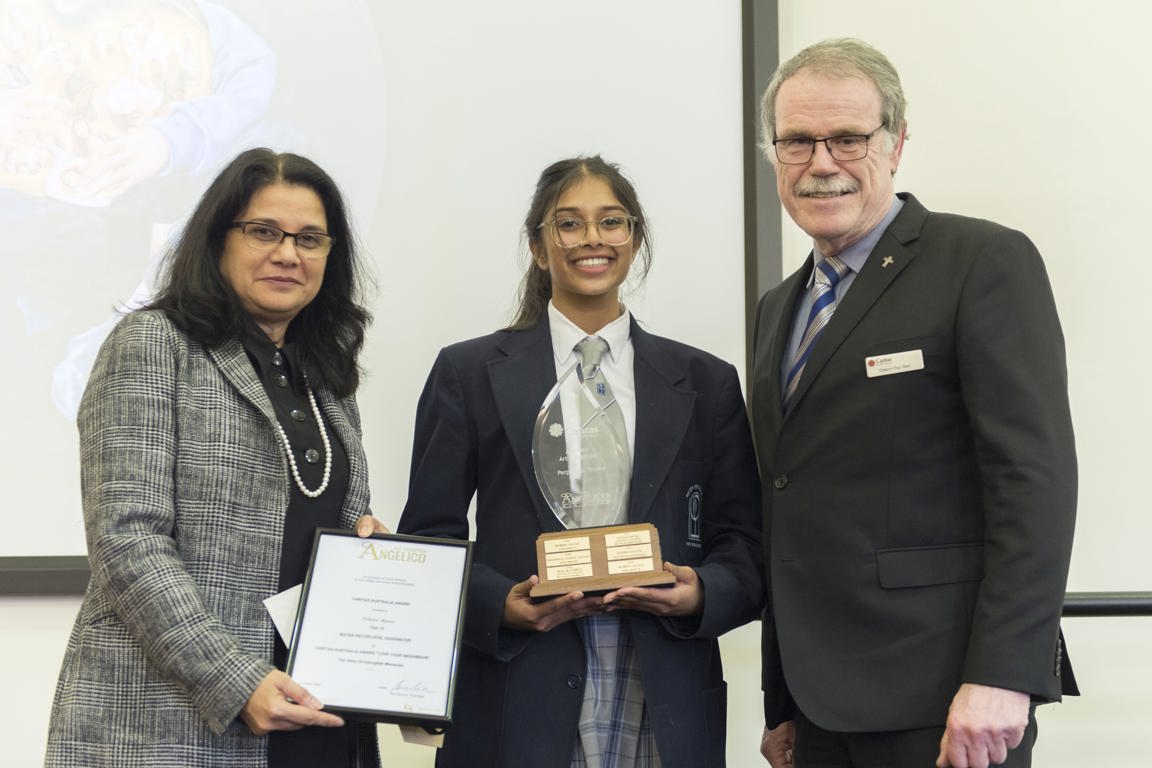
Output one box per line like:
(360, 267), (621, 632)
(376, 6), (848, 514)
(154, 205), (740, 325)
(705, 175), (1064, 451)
(529, 522), (677, 599)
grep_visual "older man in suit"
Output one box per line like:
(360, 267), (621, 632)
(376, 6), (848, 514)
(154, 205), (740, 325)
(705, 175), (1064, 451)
(750, 39), (1077, 768)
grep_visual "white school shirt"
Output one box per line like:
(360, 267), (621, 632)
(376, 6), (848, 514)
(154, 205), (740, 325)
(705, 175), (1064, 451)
(547, 302), (637, 476)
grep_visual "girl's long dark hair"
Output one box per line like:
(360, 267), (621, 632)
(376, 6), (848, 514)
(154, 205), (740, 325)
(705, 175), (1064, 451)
(147, 148), (371, 397)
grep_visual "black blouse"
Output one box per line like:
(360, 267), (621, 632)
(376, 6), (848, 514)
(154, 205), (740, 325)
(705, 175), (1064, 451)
(241, 330), (356, 768)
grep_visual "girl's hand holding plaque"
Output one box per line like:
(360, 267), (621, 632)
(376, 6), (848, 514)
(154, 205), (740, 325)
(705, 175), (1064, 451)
(529, 362), (674, 598)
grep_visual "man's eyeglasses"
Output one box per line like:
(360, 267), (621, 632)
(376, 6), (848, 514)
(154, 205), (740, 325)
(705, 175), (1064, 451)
(537, 214), (637, 249)
(772, 125), (887, 165)
(231, 221), (334, 255)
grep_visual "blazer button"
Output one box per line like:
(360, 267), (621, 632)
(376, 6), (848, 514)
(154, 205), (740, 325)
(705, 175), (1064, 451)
(566, 674), (582, 689)
(773, 475), (788, 490)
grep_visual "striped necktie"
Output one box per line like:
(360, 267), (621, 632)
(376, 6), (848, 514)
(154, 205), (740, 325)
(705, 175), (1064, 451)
(783, 255), (850, 406)
(574, 336), (630, 528)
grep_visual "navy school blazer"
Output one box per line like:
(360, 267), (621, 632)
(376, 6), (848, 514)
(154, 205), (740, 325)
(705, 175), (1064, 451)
(399, 315), (764, 768)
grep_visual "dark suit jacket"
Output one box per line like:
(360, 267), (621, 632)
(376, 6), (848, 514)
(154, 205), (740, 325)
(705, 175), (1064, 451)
(751, 194), (1077, 733)
(398, 315), (763, 768)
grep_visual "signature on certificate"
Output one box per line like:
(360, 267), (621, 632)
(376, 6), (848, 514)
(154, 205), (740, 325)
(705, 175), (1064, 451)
(390, 679), (432, 695)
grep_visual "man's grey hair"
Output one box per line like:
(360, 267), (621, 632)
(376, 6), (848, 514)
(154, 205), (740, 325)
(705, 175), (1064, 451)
(760, 38), (907, 163)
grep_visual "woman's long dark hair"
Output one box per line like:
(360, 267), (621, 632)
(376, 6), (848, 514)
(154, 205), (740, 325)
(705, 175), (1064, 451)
(147, 148), (371, 396)
(507, 155), (651, 330)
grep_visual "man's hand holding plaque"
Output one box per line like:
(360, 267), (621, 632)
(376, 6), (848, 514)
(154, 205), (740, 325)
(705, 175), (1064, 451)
(529, 340), (675, 598)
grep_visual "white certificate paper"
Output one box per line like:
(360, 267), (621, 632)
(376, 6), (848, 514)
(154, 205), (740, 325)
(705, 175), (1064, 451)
(287, 531), (470, 725)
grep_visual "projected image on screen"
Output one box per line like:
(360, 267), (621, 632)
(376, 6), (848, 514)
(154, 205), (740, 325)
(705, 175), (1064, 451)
(1, 0), (387, 556)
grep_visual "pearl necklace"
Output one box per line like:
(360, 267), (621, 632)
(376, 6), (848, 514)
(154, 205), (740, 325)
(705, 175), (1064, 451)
(275, 383), (332, 498)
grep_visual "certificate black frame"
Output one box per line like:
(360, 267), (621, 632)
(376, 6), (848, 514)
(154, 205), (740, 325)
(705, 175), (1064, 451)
(286, 529), (472, 729)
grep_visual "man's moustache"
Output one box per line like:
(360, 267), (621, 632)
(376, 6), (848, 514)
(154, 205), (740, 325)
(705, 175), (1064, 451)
(795, 179), (859, 196)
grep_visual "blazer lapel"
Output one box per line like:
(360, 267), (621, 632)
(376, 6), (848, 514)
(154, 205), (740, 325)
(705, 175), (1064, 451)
(208, 339), (278, 425)
(762, 265), (809, 435)
(487, 320), (566, 533)
(317, 393), (356, 478)
(629, 320), (695, 523)
(786, 196), (926, 413)
(212, 337), (370, 527)
(315, 390), (368, 527)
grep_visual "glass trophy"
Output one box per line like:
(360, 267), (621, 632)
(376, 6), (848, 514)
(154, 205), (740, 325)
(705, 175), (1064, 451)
(529, 363), (675, 597)
(532, 362), (630, 530)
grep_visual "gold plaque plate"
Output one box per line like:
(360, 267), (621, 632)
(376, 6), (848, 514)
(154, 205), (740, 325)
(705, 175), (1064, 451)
(530, 522), (677, 598)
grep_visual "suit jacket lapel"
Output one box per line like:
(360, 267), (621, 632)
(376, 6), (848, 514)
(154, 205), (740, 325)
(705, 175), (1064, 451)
(210, 338), (368, 523)
(208, 338), (278, 425)
(315, 389), (368, 526)
(786, 195), (927, 413)
(210, 336), (358, 459)
(629, 319), (695, 523)
(763, 265), (809, 434)
(487, 320), (566, 533)
(316, 394), (356, 479)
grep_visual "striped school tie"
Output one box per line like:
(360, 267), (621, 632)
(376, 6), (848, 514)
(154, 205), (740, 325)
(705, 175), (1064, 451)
(783, 255), (850, 406)
(574, 336), (630, 527)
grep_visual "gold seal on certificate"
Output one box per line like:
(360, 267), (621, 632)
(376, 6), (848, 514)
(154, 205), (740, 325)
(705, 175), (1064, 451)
(529, 362), (675, 598)
(286, 530), (471, 728)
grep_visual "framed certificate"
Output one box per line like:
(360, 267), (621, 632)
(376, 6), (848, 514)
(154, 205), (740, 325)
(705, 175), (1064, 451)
(287, 529), (472, 728)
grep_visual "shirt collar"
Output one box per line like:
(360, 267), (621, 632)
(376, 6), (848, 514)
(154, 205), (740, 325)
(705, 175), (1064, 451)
(547, 301), (632, 368)
(809, 195), (904, 285)
(240, 324), (301, 383)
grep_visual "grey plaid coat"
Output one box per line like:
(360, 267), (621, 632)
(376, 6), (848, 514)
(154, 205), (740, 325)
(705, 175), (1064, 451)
(45, 310), (379, 767)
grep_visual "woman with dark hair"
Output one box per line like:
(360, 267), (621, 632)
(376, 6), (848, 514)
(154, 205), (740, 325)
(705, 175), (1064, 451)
(399, 155), (764, 767)
(46, 148), (383, 767)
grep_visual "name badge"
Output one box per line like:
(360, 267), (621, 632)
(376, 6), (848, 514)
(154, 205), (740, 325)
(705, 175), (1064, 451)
(865, 349), (924, 378)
